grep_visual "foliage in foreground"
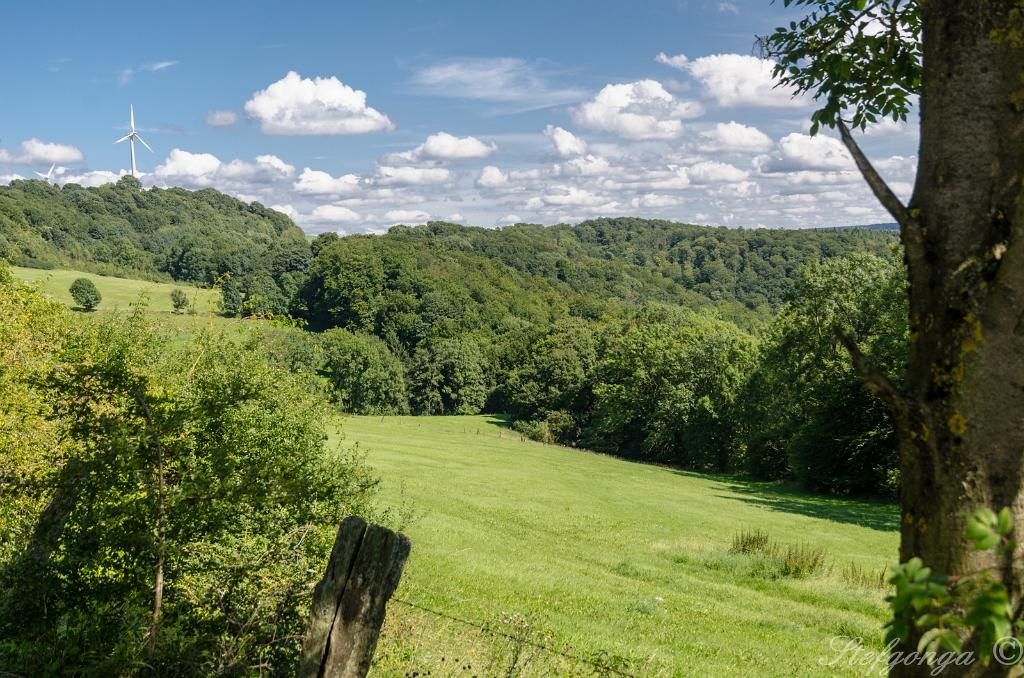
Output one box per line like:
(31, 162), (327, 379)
(0, 267), (378, 675)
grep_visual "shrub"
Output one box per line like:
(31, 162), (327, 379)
(69, 277), (101, 311)
(0, 310), (378, 674)
(170, 288), (189, 313)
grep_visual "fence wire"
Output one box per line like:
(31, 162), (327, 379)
(390, 596), (639, 677)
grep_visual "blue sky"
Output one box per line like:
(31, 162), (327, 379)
(0, 0), (918, 232)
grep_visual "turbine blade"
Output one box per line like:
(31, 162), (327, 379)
(136, 135), (154, 153)
(130, 104), (135, 132)
(33, 172), (45, 178)
(113, 133), (132, 144)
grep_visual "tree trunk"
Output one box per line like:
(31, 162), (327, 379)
(894, 0), (1024, 673)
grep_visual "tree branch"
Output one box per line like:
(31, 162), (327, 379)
(834, 327), (909, 420)
(837, 119), (914, 230)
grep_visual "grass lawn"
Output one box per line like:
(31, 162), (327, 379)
(9, 265), (262, 343)
(341, 415), (899, 677)
(10, 265), (220, 314)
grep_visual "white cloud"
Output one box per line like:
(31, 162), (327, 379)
(388, 132), (496, 163)
(0, 173), (25, 185)
(384, 209), (431, 224)
(57, 169), (123, 187)
(555, 154), (611, 177)
(685, 160), (749, 184)
(758, 133), (854, 173)
(205, 110), (239, 127)
(0, 138), (85, 165)
(477, 165), (508, 188)
(119, 60), (178, 85)
(306, 204), (362, 223)
(657, 53), (805, 108)
(143, 61), (179, 72)
(374, 165), (450, 186)
(527, 186), (617, 209)
(153, 149), (222, 183)
(572, 80), (703, 140)
(293, 168), (362, 195)
(152, 149), (294, 188)
(544, 125), (587, 157)
(244, 71), (395, 135)
(702, 121), (773, 153)
(411, 57), (585, 108)
(631, 193), (682, 208)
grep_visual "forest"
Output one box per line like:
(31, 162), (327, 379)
(0, 177), (904, 497)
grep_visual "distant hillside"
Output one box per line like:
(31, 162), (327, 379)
(290, 218), (900, 339)
(0, 176), (309, 284)
(811, 222), (900, 232)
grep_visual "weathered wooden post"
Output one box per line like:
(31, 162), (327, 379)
(298, 516), (411, 678)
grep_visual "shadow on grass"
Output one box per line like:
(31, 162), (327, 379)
(483, 414), (514, 429)
(705, 476), (898, 532)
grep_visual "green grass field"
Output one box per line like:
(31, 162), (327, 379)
(342, 415), (899, 677)
(10, 265), (220, 314)
(9, 265), (259, 342)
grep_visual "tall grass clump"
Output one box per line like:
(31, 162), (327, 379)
(730, 529), (771, 555)
(726, 529), (828, 579)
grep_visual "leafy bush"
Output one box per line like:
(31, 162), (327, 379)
(0, 294), (378, 674)
(69, 277), (101, 311)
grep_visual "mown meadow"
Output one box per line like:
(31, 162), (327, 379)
(347, 415), (898, 676)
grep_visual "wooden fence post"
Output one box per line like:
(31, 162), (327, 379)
(297, 516), (411, 678)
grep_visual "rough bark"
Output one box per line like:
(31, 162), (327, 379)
(890, 0), (1024, 674)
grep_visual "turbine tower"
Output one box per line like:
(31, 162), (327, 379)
(113, 104), (153, 177)
(33, 164), (56, 183)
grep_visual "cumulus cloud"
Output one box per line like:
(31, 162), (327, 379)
(305, 204), (362, 223)
(477, 165), (509, 188)
(374, 165), (450, 186)
(757, 133), (854, 173)
(205, 110), (239, 127)
(572, 80), (703, 140)
(656, 53), (805, 108)
(544, 125), (587, 157)
(244, 71), (395, 135)
(685, 160), (749, 184)
(0, 138), (85, 165)
(293, 168), (362, 195)
(411, 57), (585, 108)
(383, 209), (431, 224)
(387, 132), (496, 164)
(56, 169), (123, 187)
(701, 121), (773, 153)
(555, 154), (611, 177)
(152, 149), (295, 188)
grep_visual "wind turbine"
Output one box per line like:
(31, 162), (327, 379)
(113, 104), (153, 177)
(33, 164), (56, 183)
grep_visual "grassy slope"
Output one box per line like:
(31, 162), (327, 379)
(343, 415), (898, 677)
(10, 265), (220, 314)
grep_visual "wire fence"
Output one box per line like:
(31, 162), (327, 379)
(387, 596), (641, 677)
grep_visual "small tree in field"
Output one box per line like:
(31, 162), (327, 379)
(170, 289), (189, 314)
(69, 278), (100, 311)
